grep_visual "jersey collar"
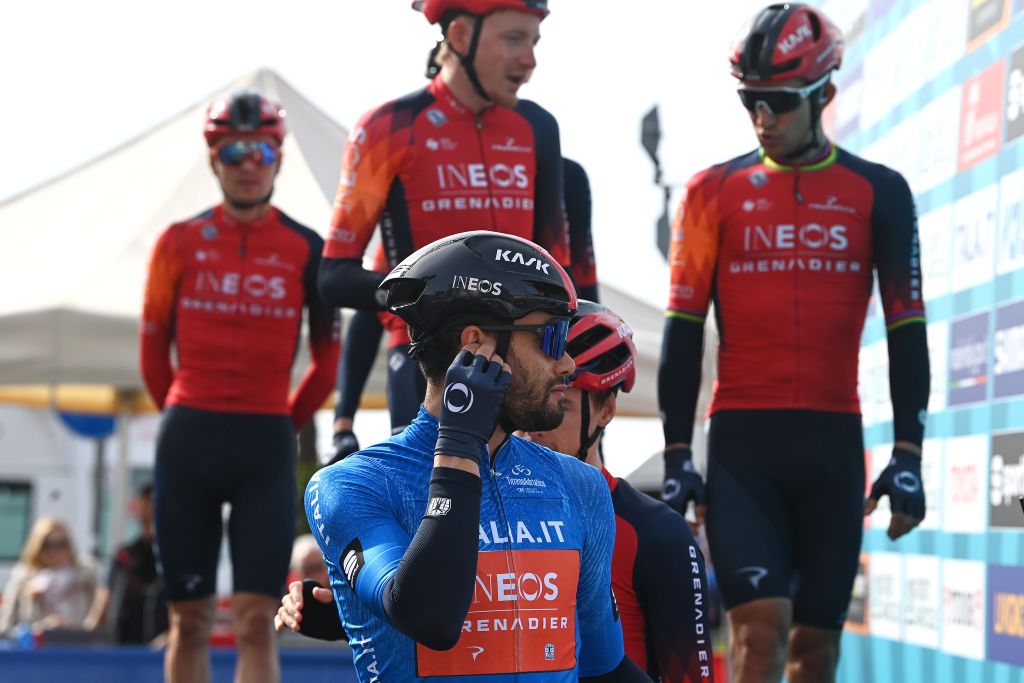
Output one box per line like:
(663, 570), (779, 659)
(759, 143), (838, 173)
(214, 204), (278, 230)
(429, 75), (495, 121)
(601, 466), (618, 492)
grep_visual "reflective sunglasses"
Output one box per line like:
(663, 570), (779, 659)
(475, 317), (571, 360)
(217, 140), (278, 167)
(737, 73), (830, 115)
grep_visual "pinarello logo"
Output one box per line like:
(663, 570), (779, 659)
(444, 382), (475, 414)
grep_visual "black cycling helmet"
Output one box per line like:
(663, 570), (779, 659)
(380, 230), (578, 335)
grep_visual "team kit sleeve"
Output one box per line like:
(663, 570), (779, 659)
(306, 460), (483, 651)
(139, 225), (183, 409)
(318, 106), (407, 311)
(563, 157), (599, 302)
(288, 232), (341, 430)
(872, 169), (930, 448)
(523, 102), (572, 272)
(641, 514), (715, 682)
(659, 173), (720, 446)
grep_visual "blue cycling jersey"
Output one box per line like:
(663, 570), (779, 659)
(305, 407), (624, 681)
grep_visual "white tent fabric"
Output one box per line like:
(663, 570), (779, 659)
(0, 67), (670, 417)
(0, 69), (349, 390)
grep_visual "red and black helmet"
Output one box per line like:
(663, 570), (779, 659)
(380, 230), (577, 335)
(412, 0), (549, 24)
(730, 3), (843, 84)
(203, 90), (287, 147)
(566, 301), (636, 394)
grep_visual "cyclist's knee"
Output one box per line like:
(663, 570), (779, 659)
(786, 625), (840, 682)
(232, 596), (276, 649)
(169, 600), (215, 649)
(729, 600), (790, 677)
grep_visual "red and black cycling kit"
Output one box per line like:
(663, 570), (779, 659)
(141, 204), (339, 427)
(658, 144), (930, 628)
(141, 205), (339, 601)
(317, 75), (577, 328)
(604, 468), (713, 682)
(660, 145), (928, 446)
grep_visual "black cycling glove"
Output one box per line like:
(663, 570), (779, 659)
(321, 430), (360, 467)
(868, 447), (925, 519)
(661, 445), (706, 516)
(434, 350), (511, 460)
(297, 580), (346, 641)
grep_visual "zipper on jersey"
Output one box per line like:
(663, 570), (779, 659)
(488, 438), (524, 678)
(474, 112), (501, 230)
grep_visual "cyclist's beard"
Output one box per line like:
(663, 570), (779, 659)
(498, 351), (565, 434)
(225, 186), (274, 212)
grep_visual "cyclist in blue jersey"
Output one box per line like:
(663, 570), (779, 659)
(300, 231), (652, 681)
(278, 301), (712, 681)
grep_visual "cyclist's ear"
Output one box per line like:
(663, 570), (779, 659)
(821, 81), (836, 106)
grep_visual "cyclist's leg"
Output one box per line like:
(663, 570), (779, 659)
(705, 410), (795, 683)
(333, 309), (384, 433)
(154, 407), (227, 683)
(786, 412), (865, 683)
(227, 412), (296, 683)
(386, 343), (427, 433)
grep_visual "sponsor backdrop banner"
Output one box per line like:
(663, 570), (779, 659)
(812, 0), (1024, 679)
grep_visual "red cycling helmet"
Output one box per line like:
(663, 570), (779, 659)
(412, 0), (548, 24)
(730, 3), (844, 84)
(203, 90), (287, 147)
(566, 300), (636, 394)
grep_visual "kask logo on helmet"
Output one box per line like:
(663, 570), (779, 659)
(494, 249), (551, 273)
(445, 382), (475, 414)
(777, 24), (813, 56)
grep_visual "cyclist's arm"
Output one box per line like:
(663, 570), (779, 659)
(522, 101), (572, 272)
(872, 168), (930, 450)
(335, 310), (385, 421)
(139, 225), (183, 408)
(563, 157), (599, 302)
(659, 177), (718, 447)
(305, 460), (481, 651)
(318, 108), (405, 310)
(639, 511), (715, 682)
(289, 230), (342, 430)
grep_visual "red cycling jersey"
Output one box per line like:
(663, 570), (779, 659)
(667, 146), (925, 415)
(320, 75), (572, 345)
(140, 205), (340, 428)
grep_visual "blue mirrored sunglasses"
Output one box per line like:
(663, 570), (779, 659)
(476, 317), (571, 360)
(217, 140), (278, 167)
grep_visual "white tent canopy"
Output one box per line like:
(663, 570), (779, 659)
(0, 69), (347, 390)
(0, 67), (669, 417)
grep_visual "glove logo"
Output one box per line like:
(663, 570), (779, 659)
(895, 471), (921, 493)
(444, 382), (475, 414)
(661, 478), (681, 501)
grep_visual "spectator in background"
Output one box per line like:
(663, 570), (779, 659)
(288, 535), (329, 589)
(0, 518), (99, 636)
(85, 483), (168, 644)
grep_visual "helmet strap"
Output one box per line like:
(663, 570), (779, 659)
(448, 15), (492, 101)
(576, 391), (604, 462)
(495, 330), (512, 360)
